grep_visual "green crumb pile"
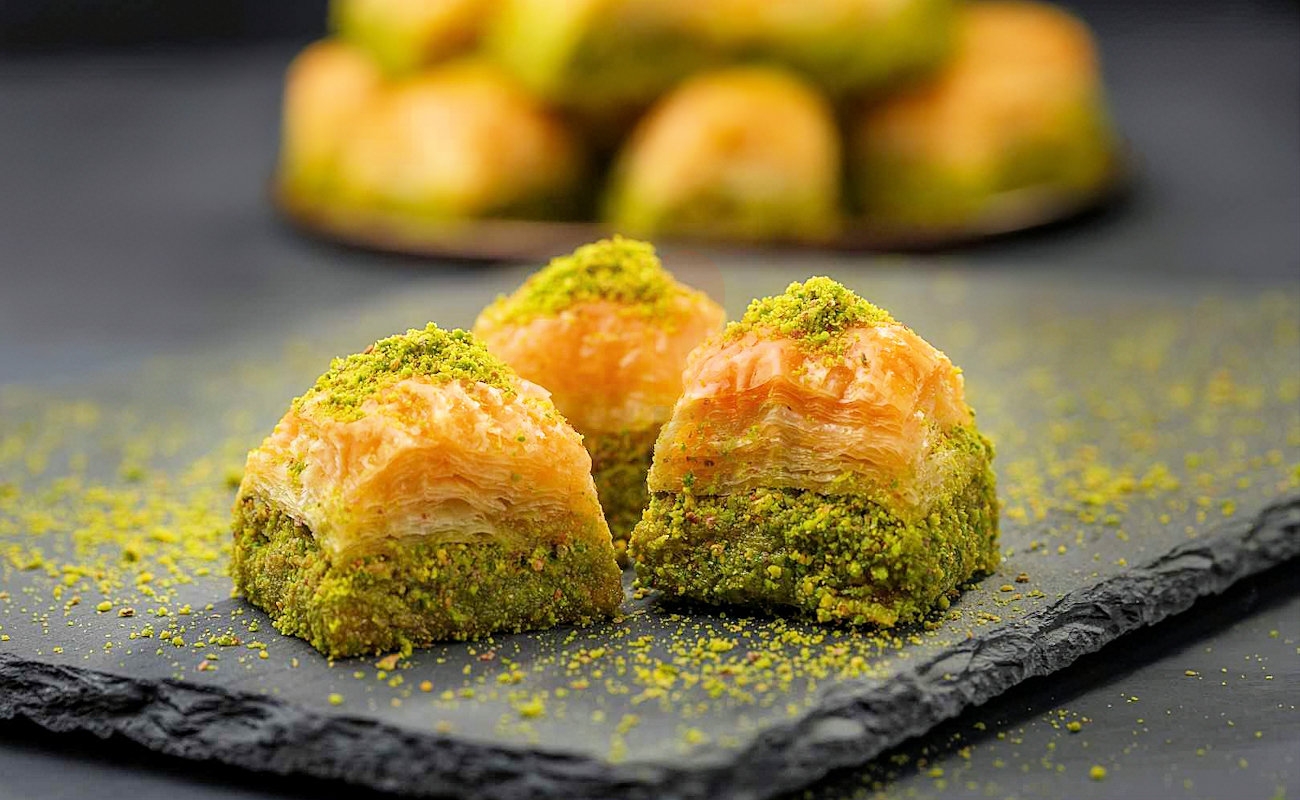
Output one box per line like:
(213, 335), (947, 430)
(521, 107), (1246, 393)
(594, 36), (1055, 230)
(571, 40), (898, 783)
(230, 495), (623, 658)
(482, 236), (678, 324)
(295, 324), (516, 421)
(726, 276), (894, 350)
(630, 428), (999, 628)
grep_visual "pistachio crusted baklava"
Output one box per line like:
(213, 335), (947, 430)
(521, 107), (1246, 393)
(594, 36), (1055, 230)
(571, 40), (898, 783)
(851, 0), (1116, 226)
(474, 237), (725, 561)
(694, 0), (957, 97)
(630, 277), (998, 626)
(332, 61), (586, 223)
(231, 324), (623, 658)
(604, 67), (843, 244)
(278, 39), (384, 203)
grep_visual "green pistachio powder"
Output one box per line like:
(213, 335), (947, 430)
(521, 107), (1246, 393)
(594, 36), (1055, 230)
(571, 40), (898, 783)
(632, 277), (1000, 626)
(480, 236), (679, 326)
(726, 275), (895, 349)
(297, 323), (518, 423)
(586, 427), (660, 564)
(632, 430), (999, 628)
(231, 495), (621, 658)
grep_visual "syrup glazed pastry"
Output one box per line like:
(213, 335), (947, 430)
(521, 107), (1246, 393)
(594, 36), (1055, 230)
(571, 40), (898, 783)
(332, 61), (587, 223)
(278, 39), (384, 203)
(231, 324), (623, 658)
(693, 0), (957, 98)
(850, 0), (1117, 227)
(630, 278), (999, 626)
(487, 0), (708, 141)
(330, 0), (496, 75)
(474, 237), (725, 562)
(605, 67), (843, 244)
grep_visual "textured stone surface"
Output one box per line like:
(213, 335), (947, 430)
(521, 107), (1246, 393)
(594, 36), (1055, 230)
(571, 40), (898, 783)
(1, 499), (1296, 799)
(1, 268), (1297, 799)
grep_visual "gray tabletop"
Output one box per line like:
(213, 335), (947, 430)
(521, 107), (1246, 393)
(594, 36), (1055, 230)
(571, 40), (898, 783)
(1, 2), (1298, 798)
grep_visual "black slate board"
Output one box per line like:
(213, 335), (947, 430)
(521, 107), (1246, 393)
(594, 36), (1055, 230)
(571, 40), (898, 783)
(1, 265), (1298, 800)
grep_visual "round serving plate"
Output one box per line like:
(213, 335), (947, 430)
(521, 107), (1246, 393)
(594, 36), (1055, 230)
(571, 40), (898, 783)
(273, 157), (1130, 262)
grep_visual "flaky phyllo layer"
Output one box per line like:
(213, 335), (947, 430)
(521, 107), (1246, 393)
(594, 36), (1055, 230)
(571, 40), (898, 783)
(648, 277), (982, 517)
(473, 237), (725, 437)
(235, 323), (619, 571)
(473, 237), (725, 556)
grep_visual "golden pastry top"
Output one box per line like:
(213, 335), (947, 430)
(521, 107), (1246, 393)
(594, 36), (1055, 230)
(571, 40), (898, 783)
(336, 60), (583, 215)
(239, 325), (609, 557)
(280, 39), (383, 178)
(648, 278), (978, 509)
(613, 67), (842, 210)
(331, 0), (494, 74)
(474, 238), (725, 435)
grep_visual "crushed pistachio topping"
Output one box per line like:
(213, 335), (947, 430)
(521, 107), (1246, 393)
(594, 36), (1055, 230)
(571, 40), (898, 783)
(231, 495), (622, 658)
(726, 276), (894, 351)
(481, 236), (678, 324)
(294, 324), (515, 421)
(631, 433), (999, 628)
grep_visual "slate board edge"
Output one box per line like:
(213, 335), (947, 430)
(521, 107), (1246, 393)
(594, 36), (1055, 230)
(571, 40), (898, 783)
(2, 494), (1297, 800)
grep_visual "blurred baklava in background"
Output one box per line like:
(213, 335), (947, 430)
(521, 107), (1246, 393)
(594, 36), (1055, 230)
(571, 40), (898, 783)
(277, 0), (1121, 248)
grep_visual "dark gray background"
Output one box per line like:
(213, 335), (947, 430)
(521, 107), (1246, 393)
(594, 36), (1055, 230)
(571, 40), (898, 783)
(1, 1), (1298, 797)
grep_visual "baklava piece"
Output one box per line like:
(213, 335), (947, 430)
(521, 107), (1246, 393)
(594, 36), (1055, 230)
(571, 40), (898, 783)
(334, 61), (586, 222)
(696, 0), (956, 97)
(474, 237), (725, 562)
(278, 39), (383, 203)
(486, 0), (707, 141)
(231, 324), (623, 658)
(604, 67), (842, 243)
(851, 0), (1117, 226)
(631, 278), (998, 626)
